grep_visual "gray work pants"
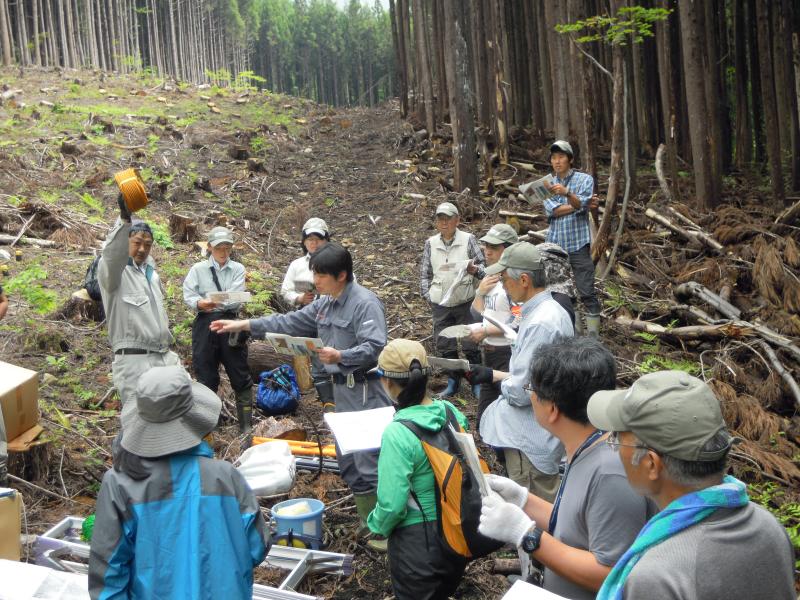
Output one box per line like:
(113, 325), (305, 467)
(112, 350), (181, 408)
(568, 244), (601, 314)
(332, 377), (393, 494)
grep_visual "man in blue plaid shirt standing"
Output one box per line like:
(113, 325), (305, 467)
(543, 140), (601, 335)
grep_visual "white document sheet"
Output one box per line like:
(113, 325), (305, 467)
(323, 406), (396, 455)
(482, 313), (518, 342)
(501, 579), (569, 600)
(519, 174), (555, 204)
(450, 427), (489, 497)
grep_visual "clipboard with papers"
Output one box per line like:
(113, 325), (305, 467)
(482, 313), (518, 342)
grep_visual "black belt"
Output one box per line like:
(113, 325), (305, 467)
(330, 371), (382, 385)
(195, 311), (238, 320)
(115, 348), (158, 355)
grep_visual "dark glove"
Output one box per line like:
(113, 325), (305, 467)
(117, 192), (132, 222)
(465, 364), (493, 385)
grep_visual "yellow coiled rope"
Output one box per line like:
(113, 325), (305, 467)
(114, 168), (148, 212)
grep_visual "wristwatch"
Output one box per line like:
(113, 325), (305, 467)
(520, 525), (544, 554)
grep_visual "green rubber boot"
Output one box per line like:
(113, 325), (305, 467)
(353, 493), (388, 552)
(235, 388), (253, 434)
(585, 313), (601, 337)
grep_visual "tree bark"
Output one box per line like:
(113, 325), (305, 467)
(679, 0), (717, 209)
(0, 0), (11, 66)
(756, 0), (785, 204)
(443, 0), (478, 195)
(412, 0), (436, 134)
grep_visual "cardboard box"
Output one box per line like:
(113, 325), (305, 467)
(0, 489), (21, 561)
(0, 361), (39, 442)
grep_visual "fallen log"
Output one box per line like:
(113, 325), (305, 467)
(247, 341), (288, 382)
(775, 196), (800, 225)
(519, 229), (548, 243)
(0, 234), (57, 247)
(252, 416), (307, 441)
(615, 316), (755, 340)
(645, 208), (722, 253)
(757, 341), (800, 410)
(491, 558), (521, 575)
(675, 281), (800, 362)
(499, 210), (541, 221)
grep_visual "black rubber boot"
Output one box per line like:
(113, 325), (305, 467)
(235, 388), (253, 434)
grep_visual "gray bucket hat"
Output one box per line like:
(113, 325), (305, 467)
(550, 140), (574, 158)
(121, 365), (221, 458)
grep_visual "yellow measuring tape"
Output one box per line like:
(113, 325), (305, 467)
(114, 168), (148, 212)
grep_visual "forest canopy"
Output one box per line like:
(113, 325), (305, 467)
(0, 0), (394, 106)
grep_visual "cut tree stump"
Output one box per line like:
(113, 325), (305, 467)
(54, 289), (104, 322)
(292, 355), (314, 392)
(251, 416), (307, 441)
(169, 213), (199, 243)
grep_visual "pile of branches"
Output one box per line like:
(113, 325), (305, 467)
(601, 197), (800, 486)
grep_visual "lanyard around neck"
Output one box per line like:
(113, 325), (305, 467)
(548, 429), (604, 535)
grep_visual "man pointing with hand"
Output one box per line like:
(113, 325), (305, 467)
(210, 242), (393, 548)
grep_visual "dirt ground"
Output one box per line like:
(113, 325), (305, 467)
(0, 67), (798, 597)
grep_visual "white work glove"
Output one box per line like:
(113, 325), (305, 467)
(486, 473), (529, 508)
(478, 494), (535, 547)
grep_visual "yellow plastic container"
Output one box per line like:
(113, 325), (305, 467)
(114, 168), (148, 213)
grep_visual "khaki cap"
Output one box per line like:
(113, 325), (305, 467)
(377, 339), (431, 379)
(435, 202), (459, 217)
(480, 224), (519, 246)
(484, 242), (543, 276)
(208, 226), (234, 247)
(587, 370), (733, 461)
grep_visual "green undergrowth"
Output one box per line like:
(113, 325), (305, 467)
(749, 482), (800, 568)
(4, 265), (59, 314)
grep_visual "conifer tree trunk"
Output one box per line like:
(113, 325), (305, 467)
(679, 0), (718, 209)
(733, 0), (752, 168)
(443, 0), (478, 194)
(0, 0), (11, 66)
(412, 0), (435, 134)
(755, 0), (785, 203)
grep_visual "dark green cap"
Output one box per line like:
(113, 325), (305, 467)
(587, 370), (733, 461)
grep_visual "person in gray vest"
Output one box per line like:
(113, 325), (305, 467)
(419, 202), (485, 398)
(210, 242), (393, 550)
(478, 337), (654, 599)
(98, 195), (178, 409)
(471, 243), (573, 501)
(183, 226), (253, 433)
(586, 371), (795, 600)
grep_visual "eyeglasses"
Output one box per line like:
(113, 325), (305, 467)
(606, 431), (650, 452)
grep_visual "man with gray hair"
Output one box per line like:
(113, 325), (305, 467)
(470, 242), (574, 501)
(587, 371), (795, 600)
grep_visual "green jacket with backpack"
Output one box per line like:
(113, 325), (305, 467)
(367, 399), (468, 537)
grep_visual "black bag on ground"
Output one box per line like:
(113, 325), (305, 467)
(84, 256), (103, 302)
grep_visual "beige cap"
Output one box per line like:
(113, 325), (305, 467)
(377, 339), (431, 379)
(208, 226), (234, 247)
(484, 242), (544, 276)
(302, 217), (329, 237)
(435, 202), (459, 217)
(587, 370), (733, 461)
(480, 224), (519, 245)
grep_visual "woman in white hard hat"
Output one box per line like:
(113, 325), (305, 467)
(280, 217), (334, 412)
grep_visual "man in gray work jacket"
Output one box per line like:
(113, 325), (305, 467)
(98, 196), (178, 409)
(212, 242), (392, 550)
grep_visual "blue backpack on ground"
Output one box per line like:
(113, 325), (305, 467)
(256, 365), (300, 415)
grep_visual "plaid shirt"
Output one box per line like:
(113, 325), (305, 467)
(419, 232), (485, 300)
(543, 170), (594, 253)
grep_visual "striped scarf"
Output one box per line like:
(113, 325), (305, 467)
(597, 475), (749, 600)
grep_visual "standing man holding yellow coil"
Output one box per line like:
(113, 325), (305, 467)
(99, 171), (178, 409)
